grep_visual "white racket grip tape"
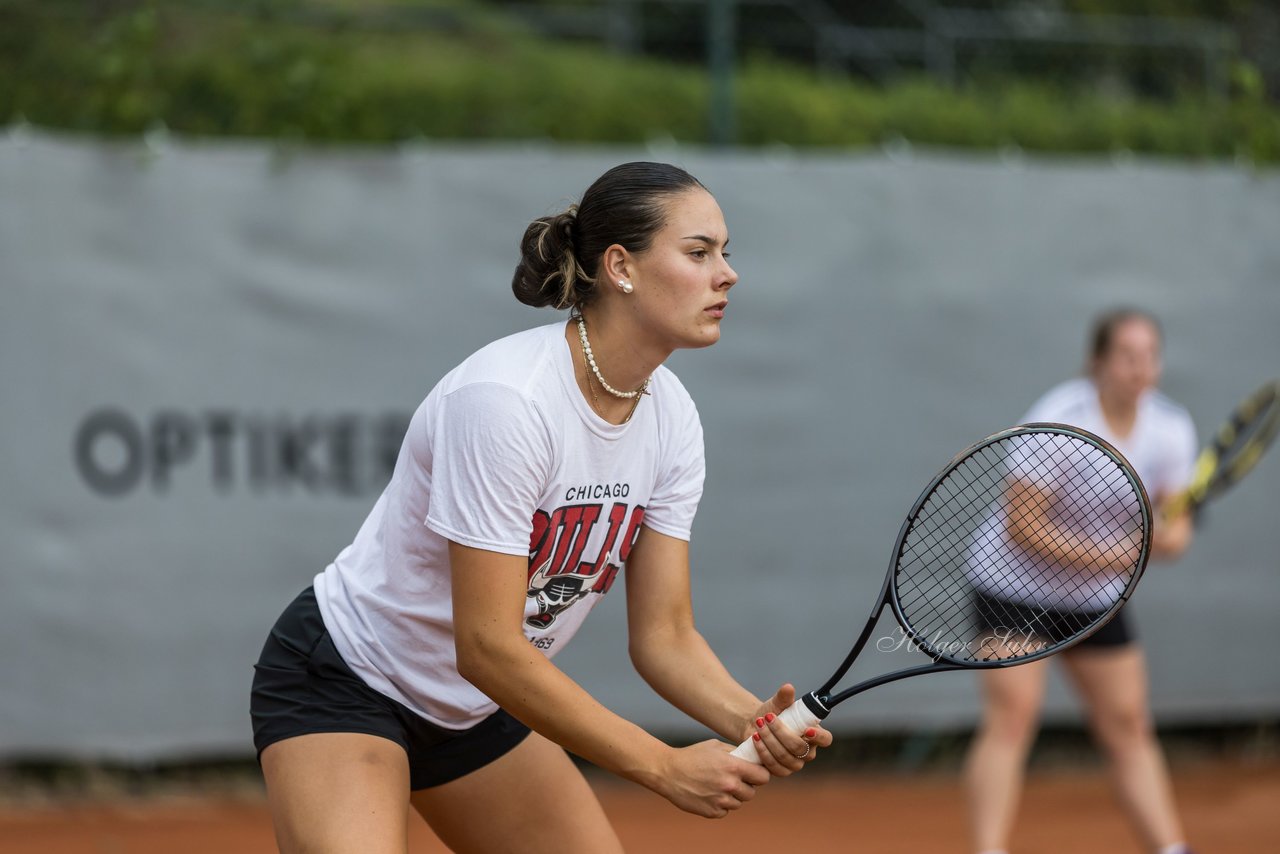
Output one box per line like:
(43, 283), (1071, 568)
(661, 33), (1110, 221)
(729, 699), (823, 763)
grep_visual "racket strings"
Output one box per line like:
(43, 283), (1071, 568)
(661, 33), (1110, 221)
(926, 435), (1136, 606)
(894, 431), (1146, 664)
(1001, 448), (1134, 579)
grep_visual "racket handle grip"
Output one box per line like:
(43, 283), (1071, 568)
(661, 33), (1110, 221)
(729, 696), (824, 763)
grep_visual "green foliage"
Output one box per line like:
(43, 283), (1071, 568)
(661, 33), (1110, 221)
(1, 0), (1276, 164)
(1064, 0), (1251, 19)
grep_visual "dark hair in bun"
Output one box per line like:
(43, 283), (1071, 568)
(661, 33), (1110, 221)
(512, 162), (706, 309)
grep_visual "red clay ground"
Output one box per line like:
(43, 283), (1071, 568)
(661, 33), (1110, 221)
(1, 757), (1277, 853)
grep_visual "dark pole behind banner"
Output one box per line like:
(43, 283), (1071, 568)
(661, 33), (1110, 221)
(708, 0), (736, 147)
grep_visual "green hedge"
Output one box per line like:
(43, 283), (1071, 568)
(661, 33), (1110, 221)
(1, 1), (1276, 163)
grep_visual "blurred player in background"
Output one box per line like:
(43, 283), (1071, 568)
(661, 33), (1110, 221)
(964, 308), (1198, 854)
(250, 162), (831, 854)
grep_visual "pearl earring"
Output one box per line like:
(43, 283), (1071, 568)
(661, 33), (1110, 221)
(618, 280), (634, 294)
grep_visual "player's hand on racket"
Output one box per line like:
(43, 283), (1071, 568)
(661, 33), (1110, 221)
(654, 739), (771, 818)
(1151, 497), (1193, 558)
(741, 683), (832, 775)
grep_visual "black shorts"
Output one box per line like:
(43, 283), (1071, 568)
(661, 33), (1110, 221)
(250, 586), (531, 790)
(973, 590), (1135, 650)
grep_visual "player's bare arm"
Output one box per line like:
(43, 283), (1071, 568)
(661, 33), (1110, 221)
(1004, 477), (1144, 575)
(623, 526), (830, 772)
(449, 540), (770, 818)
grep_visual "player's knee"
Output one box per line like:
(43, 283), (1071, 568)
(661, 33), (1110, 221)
(986, 689), (1043, 741)
(1095, 703), (1153, 750)
(983, 711), (1038, 748)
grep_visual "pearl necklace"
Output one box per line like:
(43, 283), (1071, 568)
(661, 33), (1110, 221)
(584, 361), (644, 424)
(576, 315), (650, 400)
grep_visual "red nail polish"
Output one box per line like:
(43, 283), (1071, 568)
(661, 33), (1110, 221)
(765, 713), (775, 723)
(804, 728), (816, 738)
(753, 733), (761, 742)
(755, 717), (764, 728)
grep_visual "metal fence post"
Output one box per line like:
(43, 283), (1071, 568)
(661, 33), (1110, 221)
(708, 0), (736, 147)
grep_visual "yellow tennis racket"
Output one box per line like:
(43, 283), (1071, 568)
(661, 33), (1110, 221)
(1166, 380), (1280, 519)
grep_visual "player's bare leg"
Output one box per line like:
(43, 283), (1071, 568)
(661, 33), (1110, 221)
(1063, 645), (1186, 852)
(964, 658), (1051, 853)
(411, 731), (625, 854)
(261, 732), (412, 854)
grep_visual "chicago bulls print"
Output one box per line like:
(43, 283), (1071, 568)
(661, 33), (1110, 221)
(525, 499), (645, 630)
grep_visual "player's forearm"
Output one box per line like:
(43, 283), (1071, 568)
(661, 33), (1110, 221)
(1010, 522), (1089, 567)
(1006, 513), (1136, 575)
(456, 634), (673, 789)
(1004, 480), (1138, 575)
(630, 625), (760, 741)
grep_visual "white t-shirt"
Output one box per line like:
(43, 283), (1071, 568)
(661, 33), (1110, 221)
(313, 322), (705, 729)
(968, 377), (1197, 610)
(1021, 378), (1198, 499)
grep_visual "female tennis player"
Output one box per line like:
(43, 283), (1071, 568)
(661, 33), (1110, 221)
(250, 162), (832, 854)
(963, 308), (1198, 854)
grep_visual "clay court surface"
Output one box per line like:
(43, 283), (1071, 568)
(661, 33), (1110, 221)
(2, 755), (1277, 853)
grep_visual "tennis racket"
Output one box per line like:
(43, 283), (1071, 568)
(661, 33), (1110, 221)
(1164, 379), (1280, 520)
(732, 423), (1152, 761)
